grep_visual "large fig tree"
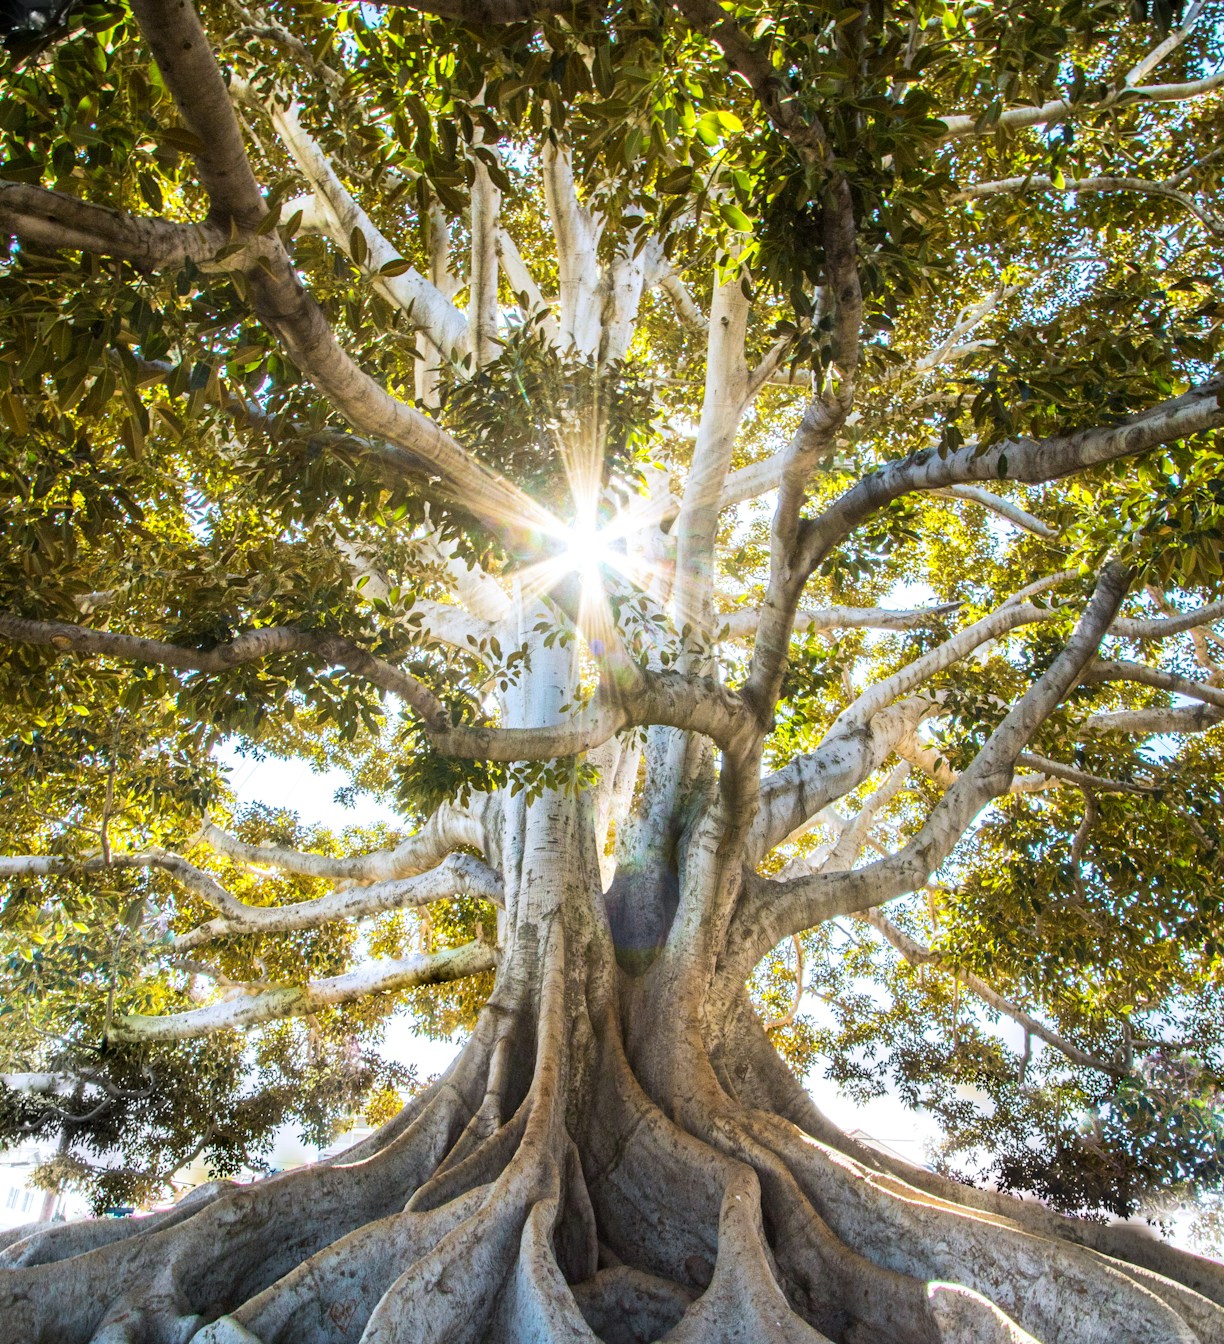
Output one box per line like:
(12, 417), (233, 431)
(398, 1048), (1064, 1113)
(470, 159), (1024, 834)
(1, 0), (1224, 1338)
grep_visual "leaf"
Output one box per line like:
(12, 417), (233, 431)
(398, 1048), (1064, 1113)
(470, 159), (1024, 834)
(159, 126), (206, 155)
(378, 257), (414, 277)
(659, 166), (694, 195)
(350, 227), (369, 267)
(718, 202), (753, 232)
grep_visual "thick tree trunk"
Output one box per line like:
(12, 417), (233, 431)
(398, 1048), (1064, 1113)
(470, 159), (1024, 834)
(4, 788), (1224, 1344)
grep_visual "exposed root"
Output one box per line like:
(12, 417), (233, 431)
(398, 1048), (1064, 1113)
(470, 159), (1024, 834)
(4, 907), (1222, 1344)
(721, 992), (1224, 1325)
(742, 1105), (1205, 1344)
(570, 1266), (695, 1342)
(661, 1167), (832, 1342)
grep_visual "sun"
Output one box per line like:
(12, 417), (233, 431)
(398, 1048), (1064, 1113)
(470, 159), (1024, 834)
(560, 525), (618, 588)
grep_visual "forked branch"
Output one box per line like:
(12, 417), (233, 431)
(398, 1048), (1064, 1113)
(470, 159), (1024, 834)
(173, 852), (503, 952)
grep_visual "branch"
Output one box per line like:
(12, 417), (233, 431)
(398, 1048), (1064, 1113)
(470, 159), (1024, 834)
(746, 177), (863, 723)
(541, 140), (602, 355)
(497, 227), (559, 344)
(658, 268), (708, 334)
(1125, 0), (1207, 86)
(0, 849), (246, 917)
(834, 599), (1059, 736)
(1079, 703), (1224, 737)
(0, 613), (450, 729)
(730, 563), (1130, 970)
(1012, 752), (1157, 796)
(431, 666), (757, 763)
(719, 601), (960, 642)
(749, 595), (1064, 854)
(763, 935), (805, 1032)
(172, 852), (502, 952)
(956, 173), (1224, 235)
(1110, 599), (1224, 641)
(931, 485), (1059, 539)
(0, 183), (221, 268)
(861, 909), (1125, 1076)
(674, 0), (829, 161)
(749, 698), (932, 863)
(673, 276), (751, 636)
(468, 141), (502, 366)
(128, 0), (266, 229)
(1086, 657), (1224, 709)
(264, 99), (468, 353)
(938, 69), (1224, 142)
(794, 379), (1224, 615)
(109, 941), (498, 1042)
(118, 0), (552, 548)
(201, 803), (488, 887)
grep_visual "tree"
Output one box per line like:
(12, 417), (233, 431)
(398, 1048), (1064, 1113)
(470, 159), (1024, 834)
(0, 0), (1223, 1335)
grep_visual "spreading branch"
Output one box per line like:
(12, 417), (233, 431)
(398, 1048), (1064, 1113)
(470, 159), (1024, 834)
(172, 852), (503, 952)
(729, 562), (1130, 975)
(719, 601), (961, 642)
(0, 613), (451, 728)
(201, 801), (489, 883)
(109, 941), (498, 1042)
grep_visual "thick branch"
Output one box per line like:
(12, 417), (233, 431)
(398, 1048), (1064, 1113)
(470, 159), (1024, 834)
(749, 699), (932, 863)
(1086, 657), (1224, 709)
(1080, 703), (1224, 736)
(0, 183), (221, 268)
(719, 601), (960, 642)
(730, 563), (1130, 972)
(433, 667), (757, 763)
(794, 379), (1223, 616)
(265, 100), (468, 353)
(172, 852), (502, 952)
(201, 801), (488, 882)
(109, 941), (497, 1042)
(1110, 599), (1224, 640)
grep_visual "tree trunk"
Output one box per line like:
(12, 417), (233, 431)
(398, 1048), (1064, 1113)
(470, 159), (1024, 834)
(2, 781), (1224, 1344)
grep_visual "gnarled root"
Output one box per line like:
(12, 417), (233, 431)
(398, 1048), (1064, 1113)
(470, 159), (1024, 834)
(3, 929), (1222, 1343)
